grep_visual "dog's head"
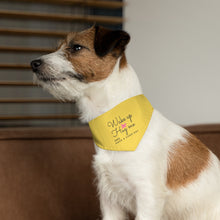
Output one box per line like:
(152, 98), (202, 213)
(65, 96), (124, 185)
(31, 26), (130, 101)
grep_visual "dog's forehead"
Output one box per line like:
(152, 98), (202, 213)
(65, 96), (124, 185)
(66, 27), (95, 47)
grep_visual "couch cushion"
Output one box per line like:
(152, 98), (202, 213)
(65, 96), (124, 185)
(0, 127), (98, 220)
(185, 124), (220, 159)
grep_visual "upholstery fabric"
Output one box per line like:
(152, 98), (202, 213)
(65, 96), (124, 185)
(0, 125), (219, 219)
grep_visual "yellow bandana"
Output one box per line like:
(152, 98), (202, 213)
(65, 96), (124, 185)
(89, 95), (153, 151)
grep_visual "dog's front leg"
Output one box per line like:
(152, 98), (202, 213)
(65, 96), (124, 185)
(134, 182), (165, 220)
(100, 193), (127, 220)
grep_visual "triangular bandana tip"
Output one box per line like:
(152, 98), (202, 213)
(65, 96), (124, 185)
(89, 95), (153, 151)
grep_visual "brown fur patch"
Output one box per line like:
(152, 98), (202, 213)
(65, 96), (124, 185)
(61, 26), (128, 82)
(167, 133), (210, 189)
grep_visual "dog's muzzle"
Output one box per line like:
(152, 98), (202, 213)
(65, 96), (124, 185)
(31, 59), (42, 73)
(30, 59), (66, 82)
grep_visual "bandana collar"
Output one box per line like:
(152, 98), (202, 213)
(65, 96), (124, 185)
(89, 94), (153, 151)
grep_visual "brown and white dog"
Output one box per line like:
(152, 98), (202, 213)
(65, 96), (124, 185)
(31, 26), (220, 220)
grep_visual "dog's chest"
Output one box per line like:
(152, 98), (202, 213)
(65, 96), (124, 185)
(93, 153), (136, 210)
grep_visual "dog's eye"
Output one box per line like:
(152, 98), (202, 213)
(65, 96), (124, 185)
(68, 44), (83, 53)
(73, 44), (82, 51)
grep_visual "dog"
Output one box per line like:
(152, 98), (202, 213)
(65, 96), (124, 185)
(31, 25), (220, 220)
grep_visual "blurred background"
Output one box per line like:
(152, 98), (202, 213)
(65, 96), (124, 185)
(125, 0), (220, 126)
(0, 0), (219, 127)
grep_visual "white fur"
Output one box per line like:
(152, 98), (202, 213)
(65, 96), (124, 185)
(36, 51), (220, 220)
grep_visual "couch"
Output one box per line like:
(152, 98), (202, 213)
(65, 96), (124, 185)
(0, 125), (219, 220)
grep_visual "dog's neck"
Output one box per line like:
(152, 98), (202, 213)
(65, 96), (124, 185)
(77, 58), (143, 123)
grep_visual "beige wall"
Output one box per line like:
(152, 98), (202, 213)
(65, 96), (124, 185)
(124, 0), (220, 125)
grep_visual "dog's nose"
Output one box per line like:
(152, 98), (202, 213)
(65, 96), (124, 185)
(31, 59), (42, 72)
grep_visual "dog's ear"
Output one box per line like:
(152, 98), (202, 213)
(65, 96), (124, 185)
(94, 25), (130, 57)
